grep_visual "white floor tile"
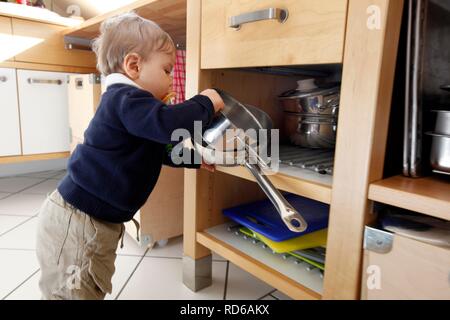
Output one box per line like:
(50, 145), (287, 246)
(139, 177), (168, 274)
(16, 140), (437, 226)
(116, 232), (148, 257)
(49, 171), (67, 180)
(145, 236), (227, 262)
(145, 236), (183, 258)
(5, 255), (142, 300)
(0, 215), (30, 235)
(225, 263), (273, 300)
(21, 170), (60, 179)
(0, 217), (38, 250)
(0, 192), (11, 200)
(0, 193), (46, 216)
(0, 249), (39, 299)
(0, 177), (43, 193)
(117, 258), (226, 300)
(106, 255), (142, 300)
(261, 294), (277, 300)
(4, 269), (41, 300)
(21, 179), (59, 195)
(271, 290), (293, 300)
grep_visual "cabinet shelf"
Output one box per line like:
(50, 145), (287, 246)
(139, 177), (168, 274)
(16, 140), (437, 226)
(368, 175), (450, 221)
(197, 223), (323, 300)
(63, 0), (187, 46)
(215, 164), (332, 204)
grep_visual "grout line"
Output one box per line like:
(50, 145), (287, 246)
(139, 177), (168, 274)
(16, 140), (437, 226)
(0, 215), (36, 238)
(257, 289), (277, 300)
(0, 176), (56, 201)
(223, 261), (230, 300)
(114, 247), (150, 300)
(2, 268), (40, 300)
(269, 293), (280, 300)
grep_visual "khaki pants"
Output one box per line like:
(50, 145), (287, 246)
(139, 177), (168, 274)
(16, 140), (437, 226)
(36, 190), (124, 300)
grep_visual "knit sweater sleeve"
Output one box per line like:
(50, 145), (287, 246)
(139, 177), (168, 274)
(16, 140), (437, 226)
(118, 89), (214, 144)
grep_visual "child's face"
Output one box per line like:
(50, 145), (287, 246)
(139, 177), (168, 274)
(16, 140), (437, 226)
(135, 51), (175, 101)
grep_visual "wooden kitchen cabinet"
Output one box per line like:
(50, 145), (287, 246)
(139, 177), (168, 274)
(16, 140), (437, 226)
(67, 73), (101, 152)
(0, 16), (13, 62)
(11, 18), (96, 68)
(201, 0), (348, 69)
(17, 69), (71, 155)
(0, 68), (21, 156)
(362, 226), (450, 300)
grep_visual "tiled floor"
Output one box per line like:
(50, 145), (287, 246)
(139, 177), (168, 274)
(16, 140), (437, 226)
(0, 170), (291, 300)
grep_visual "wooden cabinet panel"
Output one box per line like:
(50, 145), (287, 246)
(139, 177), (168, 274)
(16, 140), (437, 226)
(11, 18), (96, 68)
(67, 74), (101, 153)
(201, 0), (348, 68)
(17, 69), (70, 155)
(362, 228), (450, 300)
(0, 16), (14, 62)
(0, 68), (21, 156)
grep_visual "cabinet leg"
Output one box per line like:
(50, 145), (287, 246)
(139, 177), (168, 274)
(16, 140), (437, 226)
(182, 254), (212, 292)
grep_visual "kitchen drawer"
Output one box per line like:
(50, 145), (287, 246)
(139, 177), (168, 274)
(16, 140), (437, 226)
(0, 16), (13, 62)
(201, 0), (348, 69)
(361, 226), (450, 300)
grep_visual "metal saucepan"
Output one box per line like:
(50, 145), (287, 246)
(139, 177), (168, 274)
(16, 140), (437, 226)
(431, 110), (450, 136)
(194, 89), (308, 233)
(283, 113), (337, 149)
(425, 132), (450, 175)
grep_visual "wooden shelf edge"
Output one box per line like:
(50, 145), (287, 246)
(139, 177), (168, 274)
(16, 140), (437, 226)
(197, 231), (321, 300)
(0, 61), (97, 74)
(0, 152), (69, 164)
(216, 166), (332, 204)
(368, 175), (450, 221)
(63, 0), (171, 38)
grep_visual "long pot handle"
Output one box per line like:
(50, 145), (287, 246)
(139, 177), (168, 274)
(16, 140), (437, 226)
(243, 162), (308, 232)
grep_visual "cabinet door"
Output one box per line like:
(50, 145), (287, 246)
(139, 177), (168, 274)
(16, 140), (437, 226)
(17, 69), (70, 155)
(201, 0), (348, 68)
(67, 74), (101, 153)
(0, 68), (21, 156)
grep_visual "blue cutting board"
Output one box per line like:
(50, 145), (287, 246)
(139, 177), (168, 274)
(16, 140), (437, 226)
(223, 193), (329, 242)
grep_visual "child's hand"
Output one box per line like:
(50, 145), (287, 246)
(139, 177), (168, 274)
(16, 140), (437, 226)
(200, 89), (225, 113)
(200, 160), (215, 173)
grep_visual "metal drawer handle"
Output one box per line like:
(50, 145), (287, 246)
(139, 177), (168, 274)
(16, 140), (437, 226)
(229, 8), (289, 30)
(0, 76), (7, 82)
(27, 78), (63, 85)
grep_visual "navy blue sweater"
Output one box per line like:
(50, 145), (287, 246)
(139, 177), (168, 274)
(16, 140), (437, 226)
(58, 83), (214, 223)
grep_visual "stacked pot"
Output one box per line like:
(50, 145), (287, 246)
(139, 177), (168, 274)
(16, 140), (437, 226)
(278, 79), (340, 149)
(426, 110), (450, 175)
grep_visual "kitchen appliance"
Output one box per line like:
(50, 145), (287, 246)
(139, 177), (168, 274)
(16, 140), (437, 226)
(194, 89), (308, 232)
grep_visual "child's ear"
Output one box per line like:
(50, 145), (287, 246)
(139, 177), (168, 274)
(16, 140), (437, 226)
(123, 53), (141, 80)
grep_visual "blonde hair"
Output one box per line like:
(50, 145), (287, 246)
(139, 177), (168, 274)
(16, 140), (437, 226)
(92, 12), (175, 76)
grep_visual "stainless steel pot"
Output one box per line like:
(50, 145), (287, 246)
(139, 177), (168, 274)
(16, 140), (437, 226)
(194, 89), (308, 232)
(432, 110), (450, 136)
(283, 113), (337, 149)
(278, 79), (340, 115)
(426, 132), (450, 175)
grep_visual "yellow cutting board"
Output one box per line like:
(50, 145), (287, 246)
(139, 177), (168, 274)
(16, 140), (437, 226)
(248, 228), (328, 253)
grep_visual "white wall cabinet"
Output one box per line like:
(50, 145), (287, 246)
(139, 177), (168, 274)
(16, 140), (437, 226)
(0, 68), (22, 157)
(17, 69), (71, 155)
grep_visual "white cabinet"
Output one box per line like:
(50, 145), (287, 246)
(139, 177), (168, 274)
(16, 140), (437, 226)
(17, 69), (70, 155)
(0, 68), (21, 157)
